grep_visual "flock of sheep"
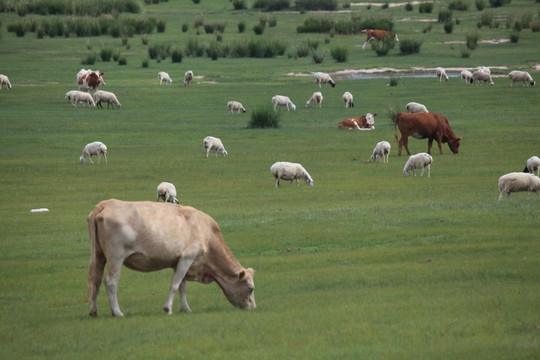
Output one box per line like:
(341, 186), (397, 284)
(436, 66), (535, 87)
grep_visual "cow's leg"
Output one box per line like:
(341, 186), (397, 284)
(178, 279), (192, 313)
(88, 250), (106, 317)
(401, 137), (411, 156)
(427, 138), (434, 154)
(104, 259), (125, 317)
(163, 256), (195, 315)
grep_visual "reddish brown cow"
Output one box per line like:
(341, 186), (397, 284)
(394, 112), (461, 156)
(361, 29), (399, 50)
(339, 113), (377, 130)
(77, 69), (106, 92)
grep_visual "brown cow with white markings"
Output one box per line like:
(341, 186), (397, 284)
(361, 29), (399, 50)
(339, 113), (377, 130)
(86, 199), (256, 317)
(77, 69), (106, 92)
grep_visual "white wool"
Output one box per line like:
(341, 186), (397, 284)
(156, 182), (179, 204)
(524, 156), (540, 177)
(158, 72), (173, 85)
(472, 70), (494, 85)
(227, 101), (246, 113)
(342, 92), (354, 108)
(94, 90), (121, 109)
(478, 66), (491, 75)
(498, 172), (540, 201)
(305, 92), (323, 108)
(436, 67), (449, 82)
(370, 141), (391, 163)
(0, 74), (12, 90)
(66, 90), (95, 108)
(403, 152), (432, 177)
(272, 95), (296, 111)
(460, 70), (473, 83)
(314, 72), (335, 88)
(184, 70), (194, 86)
(406, 102), (428, 113)
(270, 161), (313, 187)
(508, 71), (535, 87)
(80, 141), (107, 164)
(203, 136), (227, 158)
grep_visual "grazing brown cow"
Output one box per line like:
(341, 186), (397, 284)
(77, 69), (106, 92)
(86, 199), (256, 317)
(394, 112), (461, 156)
(361, 29), (399, 50)
(339, 113), (377, 130)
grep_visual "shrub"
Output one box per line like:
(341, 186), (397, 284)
(182, 23), (188, 32)
(297, 16), (334, 33)
(476, 0), (485, 10)
(171, 48), (183, 62)
(399, 39), (422, 54)
(448, 0), (468, 10)
(238, 21), (246, 33)
(387, 77), (400, 86)
(509, 31), (519, 43)
(489, 0), (511, 7)
(253, 0), (290, 11)
(405, 2), (413, 11)
(438, 10), (453, 23)
(112, 49), (120, 61)
(460, 46), (470, 58)
(296, 0), (338, 11)
(465, 32), (480, 49)
(194, 16), (203, 28)
(185, 38), (204, 57)
(148, 43), (170, 61)
(532, 23), (540, 32)
(232, 0), (246, 10)
(230, 40), (249, 57)
(330, 45), (348, 62)
(371, 36), (394, 56)
(156, 19), (166, 32)
(268, 16), (278, 27)
(444, 20), (454, 34)
(142, 58), (149, 68)
(478, 11), (495, 28)
(419, 2), (433, 13)
(100, 48), (113, 61)
(204, 23), (215, 34)
(381, 2), (389, 9)
(248, 106), (281, 129)
(206, 41), (223, 60)
(118, 56), (127, 65)
(312, 50), (325, 63)
(253, 23), (265, 35)
(422, 23), (432, 33)
(81, 53), (97, 65)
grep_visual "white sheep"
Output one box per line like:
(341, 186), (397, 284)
(460, 70), (473, 84)
(80, 141), (107, 164)
(471, 70), (494, 85)
(523, 156), (540, 177)
(314, 72), (335, 88)
(94, 90), (121, 109)
(305, 92), (323, 108)
(478, 66), (491, 75)
(342, 91), (354, 108)
(203, 136), (228, 158)
(156, 182), (179, 204)
(184, 70), (193, 86)
(406, 102), (428, 113)
(65, 90), (95, 108)
(508, 71), (535, 87)
(370, 141), (391, 163)
(158, 72), (173, 85)
(498, 172), (540, 201)
(436, 67), (449, 82)
(270, 161), (313, 187)
(0, 74), (12, 90)
(272, 95), (296, 111)
(227, 101), (246, 113)
(403, 152), (432, 177)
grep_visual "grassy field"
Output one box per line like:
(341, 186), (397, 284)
(1, 0), (539, 359)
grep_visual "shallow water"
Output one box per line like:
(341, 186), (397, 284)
(343, 73), (460, 80)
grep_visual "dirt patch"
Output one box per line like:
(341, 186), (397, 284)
(439, 39), (510, 45)
(351, 1), (429, 8)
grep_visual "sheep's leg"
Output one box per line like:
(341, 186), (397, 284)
(498, 192), (504, 201)
(89, 155), (94, 165)
(103, 153), (107, 165)
(275, 177), (280, 187)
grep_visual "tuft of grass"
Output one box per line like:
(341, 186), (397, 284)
(399, 39), (422, 54)
(330, 45), (348, 62)
(100, 48), (113, 61)
(248, 106), (281, 128)
(80, 53), (97, 65)
(465, 32), (480, 49)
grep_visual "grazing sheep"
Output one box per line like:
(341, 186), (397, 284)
(272, 95), (296, 111)
(65, 90), (96, 108)
(94, 90), (121, 109)
(227, 101), (247, 113)
(498, 172), (540, 201)
(478, 66), (491, 75)
(270, 161), (313, 187)
(158, 72), (173, 85)
(436, 67), (449, 82)
(80, 141), (107, 164)
(305, 92), (323, 108)
(406, 102), (428, 113)
(523, 156), (540, 177)
(471, 70), (494, 85)
(314, 72), (336, 88)
(403, 152), (432, 177)
(370, 141), (391, 163)
(460, 70), (473, 84)
(342, 91), (354, 108)
(508, 71), (535, 87)
(0, 74), (12, 90)
(184, 70), (194, 86)
(156, 182), (179, 204)
(203, 136), (228, 158)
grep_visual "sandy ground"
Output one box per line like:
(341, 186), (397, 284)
(351, 1), (428, 7)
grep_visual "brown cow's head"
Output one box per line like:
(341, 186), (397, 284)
(222, 268), (256, 310)
(449, 137), (462, 154)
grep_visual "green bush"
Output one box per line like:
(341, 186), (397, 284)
(171, 48), (183, 63)
(253, 23), (265, 35)
(182, 23), (188, 32)
(206, 41), (223, 60)
(419, 2), (433, 13)
(489, 0), (511, 7)
(444, 20), (454, 34)
(478, 11), (495, 28)
(296, 0), (338, 11)
(253, 0), (290, 11)
(509, 31), (519, 43)
(297, 16), (334, 33)
(405, 2), (413, 11)
(438, 10), (453, 23)
(448, 0), (468, 11)
(371, 36), (394, 56)
(399, 39), (422, 54)
(142, 58), (149, 68)
(81, 53), (97, 65)
(312, 50), (325, 63)
(156, 19), (166, 33)
(248, 106), (281, 129)
(460, 46), (471, 58)
(185, 38), (205, 57)
(476, 0), (485, 10)
(387, 77), (400, 86)
(232, 0), (246, 10)
(148, 43), (170, 60)
(465, 32), (480, 49)
(100, 48), (113, 61)
(118, 56), (127, 65)
(268, 16), (278, 27)
(238, 21), (246, 33)
(330, 45), (348, 62)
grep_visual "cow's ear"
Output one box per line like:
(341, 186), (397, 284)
(238, 270), (246, 280)
(100, 72), (104, 75)
(373, 113), (378, 117)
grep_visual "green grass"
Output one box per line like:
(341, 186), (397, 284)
(1, 0), (539, 359)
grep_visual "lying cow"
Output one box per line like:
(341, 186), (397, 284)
(361, 29), (399, 50)
(338, 113), (377, 130)
(86, 199), (256, 317)
(394, 112), (461, 156)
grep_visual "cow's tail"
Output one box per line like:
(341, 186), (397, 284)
(360, 29), (368, 33)
(86, 204), (105, 302)
(393, 113), (400, 144)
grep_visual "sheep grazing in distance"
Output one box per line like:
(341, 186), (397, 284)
(203, 136), (228, 158)
(158, 72), (173, 85)
(184, 70), (194, 86)
(0, 74), (12, 90)
(227, 101), (246, 114)
(305, 92), (323, 108)
(498, 172), (540, 201)
(471, 70), (494, 85)
(272, 95), (296, 111)
(314, 72), (335, 88)
(370, 141), (391, 163)
(478, 66), (491, 75)
(65, 90), (95, 108)
(406, 102), (428, 113)
(270, 161), (313, 187)
(80, 141), (107, 164)
(342, 92), (354, 108)
(94, 90), (121, 109)
(460, 70), (473, 84)
(508, 71), (535, 87)
(156, 182), (179, 204)
(403, 152), (432, 177)
(523, 156), (540, 177)
(436, 67), (449, 82)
